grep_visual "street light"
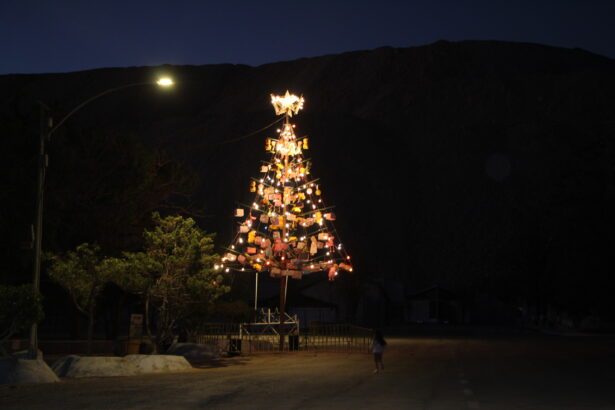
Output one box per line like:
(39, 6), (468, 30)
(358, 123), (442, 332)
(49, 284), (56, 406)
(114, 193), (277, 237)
(156, 77), (174, 86)
(28, 77), (174, 358)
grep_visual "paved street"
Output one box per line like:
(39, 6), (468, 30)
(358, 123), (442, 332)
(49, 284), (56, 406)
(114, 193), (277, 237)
(2, 334), (615, 409)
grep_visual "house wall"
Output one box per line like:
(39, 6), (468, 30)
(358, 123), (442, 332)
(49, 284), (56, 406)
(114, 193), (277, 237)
(408, 300), (431, 323)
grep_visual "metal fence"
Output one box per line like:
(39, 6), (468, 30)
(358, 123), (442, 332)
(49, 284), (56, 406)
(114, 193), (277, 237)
(303, 323), (373, 353)
(194, 322), (372, 355)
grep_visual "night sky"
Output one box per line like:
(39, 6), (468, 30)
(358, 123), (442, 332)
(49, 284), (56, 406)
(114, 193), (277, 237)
(1, 0), (613, 75)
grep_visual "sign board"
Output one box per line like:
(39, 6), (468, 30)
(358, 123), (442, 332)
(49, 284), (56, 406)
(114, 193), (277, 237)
(129, 314), (143, 339)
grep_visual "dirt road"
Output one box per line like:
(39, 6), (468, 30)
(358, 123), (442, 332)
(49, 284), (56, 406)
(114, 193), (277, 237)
(2, 336), (614, 409)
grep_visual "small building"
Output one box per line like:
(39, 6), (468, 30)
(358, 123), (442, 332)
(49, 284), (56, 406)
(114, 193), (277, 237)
(287, 294), (338, 327)
(405, 285), (461, 324)
(258, 275), (341, 328)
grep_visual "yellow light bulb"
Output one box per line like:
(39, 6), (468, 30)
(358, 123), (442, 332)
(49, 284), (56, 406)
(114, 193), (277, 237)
(156, 77), (174, 86)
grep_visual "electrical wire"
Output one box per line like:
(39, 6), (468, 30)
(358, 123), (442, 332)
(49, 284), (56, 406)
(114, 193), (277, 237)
(218, 117), (285, 145)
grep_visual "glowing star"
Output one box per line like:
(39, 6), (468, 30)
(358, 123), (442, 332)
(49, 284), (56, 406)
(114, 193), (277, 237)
(271, 91), (304, 117)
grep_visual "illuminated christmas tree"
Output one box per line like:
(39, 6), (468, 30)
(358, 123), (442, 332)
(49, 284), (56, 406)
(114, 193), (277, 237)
(218, 91), (353, 284)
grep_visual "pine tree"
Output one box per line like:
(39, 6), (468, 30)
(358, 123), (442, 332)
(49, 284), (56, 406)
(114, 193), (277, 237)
(219, 91), (353, 283)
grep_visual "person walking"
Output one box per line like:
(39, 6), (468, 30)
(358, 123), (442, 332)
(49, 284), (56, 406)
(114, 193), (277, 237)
(372, 330), (387, 373)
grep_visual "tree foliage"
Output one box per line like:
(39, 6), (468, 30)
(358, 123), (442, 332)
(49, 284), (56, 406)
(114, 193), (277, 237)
(45, 243), (113, 353)
(0, 284), (43, 357)
(45, 129), (200, 254)
(109, 213), (229, 352)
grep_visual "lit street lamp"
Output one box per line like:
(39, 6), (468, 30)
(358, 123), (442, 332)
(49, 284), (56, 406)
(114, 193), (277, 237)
(28, 77), (174, 358)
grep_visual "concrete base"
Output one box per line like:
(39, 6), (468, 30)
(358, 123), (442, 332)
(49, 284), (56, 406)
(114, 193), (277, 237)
(0, 357), (60, 385)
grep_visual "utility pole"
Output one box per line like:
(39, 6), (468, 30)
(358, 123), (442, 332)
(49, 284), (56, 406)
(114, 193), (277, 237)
(29, 103), (51, 359)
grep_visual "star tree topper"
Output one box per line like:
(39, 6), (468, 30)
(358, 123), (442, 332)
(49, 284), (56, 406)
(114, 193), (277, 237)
(271, 91), (305, 117)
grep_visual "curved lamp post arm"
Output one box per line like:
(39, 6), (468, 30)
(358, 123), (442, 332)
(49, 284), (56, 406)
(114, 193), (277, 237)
(48, 81), (154, 137)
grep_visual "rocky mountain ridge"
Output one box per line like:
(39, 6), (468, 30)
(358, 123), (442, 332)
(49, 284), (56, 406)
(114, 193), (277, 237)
(2, 40), (614, 316)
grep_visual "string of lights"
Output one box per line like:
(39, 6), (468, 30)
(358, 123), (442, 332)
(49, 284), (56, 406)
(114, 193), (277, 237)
(217, 91), (352, 281)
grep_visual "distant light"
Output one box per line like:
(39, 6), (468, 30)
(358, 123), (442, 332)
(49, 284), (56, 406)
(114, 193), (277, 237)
(156, 77), (174, 87)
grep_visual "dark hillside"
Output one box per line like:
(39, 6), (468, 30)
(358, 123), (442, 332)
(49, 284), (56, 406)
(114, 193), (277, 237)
(2, 40), (614, 321)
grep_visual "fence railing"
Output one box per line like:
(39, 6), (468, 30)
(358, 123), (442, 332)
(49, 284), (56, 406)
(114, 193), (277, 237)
(303, 323), (373, 353)
(194, 322), (372, 355)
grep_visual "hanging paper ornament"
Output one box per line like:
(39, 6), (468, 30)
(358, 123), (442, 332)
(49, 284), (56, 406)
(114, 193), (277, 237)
(224, 253), (237, 262)
(239, 225), (249, 233)
(250, 181), (256, 192)
(285, 270), (301, 279)
(247, 247), (257, 254)
(248, 231), (256, 243)
(328, 264), (339, 281)
(235, 208), (244, 217)
(238, 255), (247, 264)
(339, 263), (353, 272)
(273, 239), (288, 253)
(324, 213), (336, 221)
(318, 232), (328, 241)
(265, 139), (272, 151)
(310, 238), (318, 255)
(303, 138), (309, 149)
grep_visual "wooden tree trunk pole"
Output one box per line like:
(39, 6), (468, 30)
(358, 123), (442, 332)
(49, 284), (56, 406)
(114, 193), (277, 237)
(145, 295), (156, 354)
(278, 113), (291, 352)
(279, 276), (286, 351)
(87, 309), (94, 355)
